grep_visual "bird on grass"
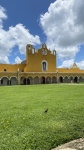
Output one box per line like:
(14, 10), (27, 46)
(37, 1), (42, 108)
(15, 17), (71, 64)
(44, 108), (48, 113)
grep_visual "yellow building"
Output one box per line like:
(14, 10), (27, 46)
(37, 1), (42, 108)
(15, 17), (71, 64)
(0, 43), (84, 85)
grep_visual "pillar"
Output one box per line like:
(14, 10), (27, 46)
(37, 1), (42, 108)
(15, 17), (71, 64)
(17, 68), (20, 85)
(51, 78), (52, 84)
(57, 70), (58, 83)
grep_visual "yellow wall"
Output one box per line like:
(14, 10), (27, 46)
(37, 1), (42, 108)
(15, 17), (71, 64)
(0, 64), (26, 72)
(24, 44), (56, 72)
(57, 68), (84, 73)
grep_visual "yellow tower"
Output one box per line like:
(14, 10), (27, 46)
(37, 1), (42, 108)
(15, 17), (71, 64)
(25, 43), (56, 72)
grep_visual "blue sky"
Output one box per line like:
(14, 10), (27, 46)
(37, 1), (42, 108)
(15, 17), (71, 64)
(0, 0), (84, 69)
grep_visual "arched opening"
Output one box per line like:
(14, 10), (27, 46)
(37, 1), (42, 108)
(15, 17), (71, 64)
(59, 76), (63, 83)
(79, 77), (83, 83)
(1, 77), (9, 85)
(46, 76), (51, 84)
(64, 76), (69, 83)
(43, 62), (46, 70)
(20, 77), (26, 85)
(27, 78), (30, 85)
(52, 76), (57, 83)
(42, 60), (48, 71)
(26, 77), (33, 85)
(23, 78), (26, 85)
(41, 76), (46, 84)
(10, 77), (17, 85)
(34, 76), (39, 84)
(74, 76), (78, 83)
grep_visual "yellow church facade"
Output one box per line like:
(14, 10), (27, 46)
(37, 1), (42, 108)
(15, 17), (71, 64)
(0, 43), (84, 85)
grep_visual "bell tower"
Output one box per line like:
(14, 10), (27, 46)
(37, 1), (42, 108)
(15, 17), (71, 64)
(26, 44), (35, 64)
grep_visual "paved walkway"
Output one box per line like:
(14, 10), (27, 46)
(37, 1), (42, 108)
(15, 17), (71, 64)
(52, 138), (84, 150)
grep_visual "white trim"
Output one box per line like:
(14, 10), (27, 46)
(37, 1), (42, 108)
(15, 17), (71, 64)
(79, 76), (83, 79)
(1, 76), (9, 80)
(9, 76), (17, 80)
(64, 76), (69, 79)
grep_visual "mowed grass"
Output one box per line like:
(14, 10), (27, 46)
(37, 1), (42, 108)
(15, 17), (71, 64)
(0, 84), (84, 150)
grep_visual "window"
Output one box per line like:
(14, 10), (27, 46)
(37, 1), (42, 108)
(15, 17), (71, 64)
(42, 61), (48, 71)
(43, 62), (46, 70)
(4, 69), (6, 71)
(28, 46), (31, 49)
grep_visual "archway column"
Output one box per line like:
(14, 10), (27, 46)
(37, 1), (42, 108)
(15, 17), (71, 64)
(32, 78), (34, 84)
(56, 70), (59, 83)
(45, 78), (46, 84)
(9, 79), (10, 85)
(26, 78), (27, 85)
(77, 78), (79, 83)
(39, 78), (40, 84)
(17, 68), (20, 85)
(51, 78), (52, 84)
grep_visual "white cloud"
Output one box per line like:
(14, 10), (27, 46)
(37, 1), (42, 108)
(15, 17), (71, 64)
(15, 56), (22, 64)
(0, 6), (41, 64)
(9, 24), (41, 55)
(0, 56), (9, 64)
(58, 59), (84, 70)
(0, 6), (7, 28)
(58, 59), (74, 68)
(76, 61), (84, 70)
(40, 0), (84, 59)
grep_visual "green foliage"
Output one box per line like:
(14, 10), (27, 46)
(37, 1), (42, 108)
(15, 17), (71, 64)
(0, 84), (84, 150)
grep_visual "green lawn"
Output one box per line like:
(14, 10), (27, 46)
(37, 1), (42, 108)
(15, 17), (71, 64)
(0, 84), (84, 150)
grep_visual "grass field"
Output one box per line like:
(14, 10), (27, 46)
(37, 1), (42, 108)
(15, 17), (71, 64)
(0, 84), (84, 150)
